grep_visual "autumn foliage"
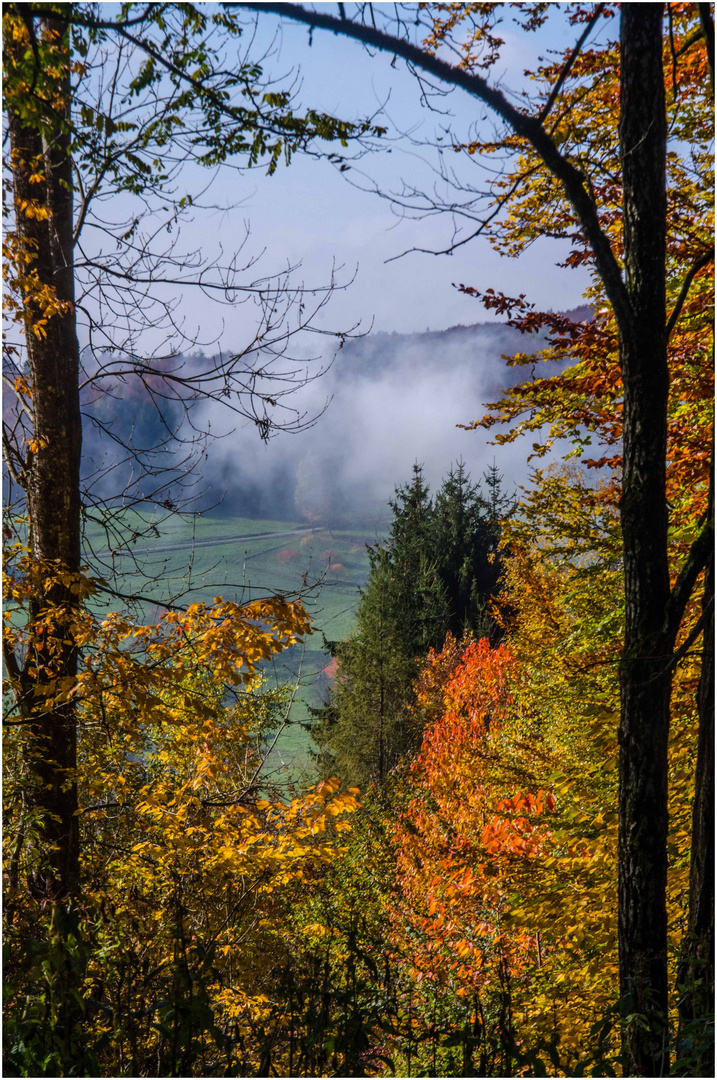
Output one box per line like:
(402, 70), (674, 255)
(3, 545), (360, 1075)
(394, 639), (546, 993)
(3, 3), (713, 1077)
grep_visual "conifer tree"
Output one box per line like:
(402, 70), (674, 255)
(433, 461), (504, 639)
(380, 464), (449, 655)
(312, 551), (420, 787)
(313, 463), (510, 787)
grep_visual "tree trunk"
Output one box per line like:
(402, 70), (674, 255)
(677, 528), (714, 1071)
(8, 16), (82, 899)
(617, 6), (671, 1075)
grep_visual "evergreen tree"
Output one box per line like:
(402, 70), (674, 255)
(378, 464), (449, 655)
(433, 462), (491, 638)
(311, 551), (420, 787)
(312, 463), (512, 788)
(433, 460), (514, 641)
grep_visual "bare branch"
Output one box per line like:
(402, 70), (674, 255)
(663, 513), (714, 649)
(666, 247), (715, 340)
(537, 4), (605, 124)
(236, 2), (632, 330)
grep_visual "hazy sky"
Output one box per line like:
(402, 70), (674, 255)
(160, 4), (600, 347)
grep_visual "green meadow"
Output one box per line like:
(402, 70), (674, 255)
(84, 513), (388, 773)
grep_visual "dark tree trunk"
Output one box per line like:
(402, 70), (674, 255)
(677, 525), (714, 1071)
(616, 7), (672, 1074)
(8, 16), (82, 899)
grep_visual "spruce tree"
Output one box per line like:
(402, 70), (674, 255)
(311, 550), (420, 787)
(433, 460), (513, 641)
(379, 464), (449, 655)
(312, 463), (511, 787)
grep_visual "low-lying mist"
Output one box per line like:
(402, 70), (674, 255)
(80, 309), (590, 525)
(199, 312), (589, 523)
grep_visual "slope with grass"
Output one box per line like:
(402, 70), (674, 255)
(83, 513), (383, 772)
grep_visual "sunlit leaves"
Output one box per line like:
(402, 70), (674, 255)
(3, 543), (360, 1073)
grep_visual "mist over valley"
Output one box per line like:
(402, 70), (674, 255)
(81, 309), (591, 530)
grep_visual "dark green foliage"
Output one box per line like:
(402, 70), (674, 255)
(312, 463), (511, 787)
(380, 465), (451, 655)
(382, 461), (512, 649)
(3, 904), (96, 1078)
(311, 552), (422, 787)
(3, 890), (235, 1078)
(274, 909), (396, 1078)
(433, 461), (510, 642)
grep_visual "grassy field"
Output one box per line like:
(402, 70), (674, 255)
(84, 513), (387, 773)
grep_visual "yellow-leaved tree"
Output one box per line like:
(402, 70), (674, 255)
(3, 545), (359, 1075)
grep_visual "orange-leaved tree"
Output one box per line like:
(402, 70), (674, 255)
(393, 639), (558, 1072)
(393, 619), (617, 1072)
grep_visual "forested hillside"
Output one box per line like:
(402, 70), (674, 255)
(3, 5), (713, 1078)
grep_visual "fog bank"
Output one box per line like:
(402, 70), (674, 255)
(80, 309), (590, 524)
(200, 310), (590, 522)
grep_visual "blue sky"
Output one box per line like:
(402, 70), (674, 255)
(164, 3), (605, 344)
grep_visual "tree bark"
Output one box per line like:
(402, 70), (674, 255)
(677, 505), (714, 1072)
(8, 15), (82, 899)
(615, 8), (673, 1074)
